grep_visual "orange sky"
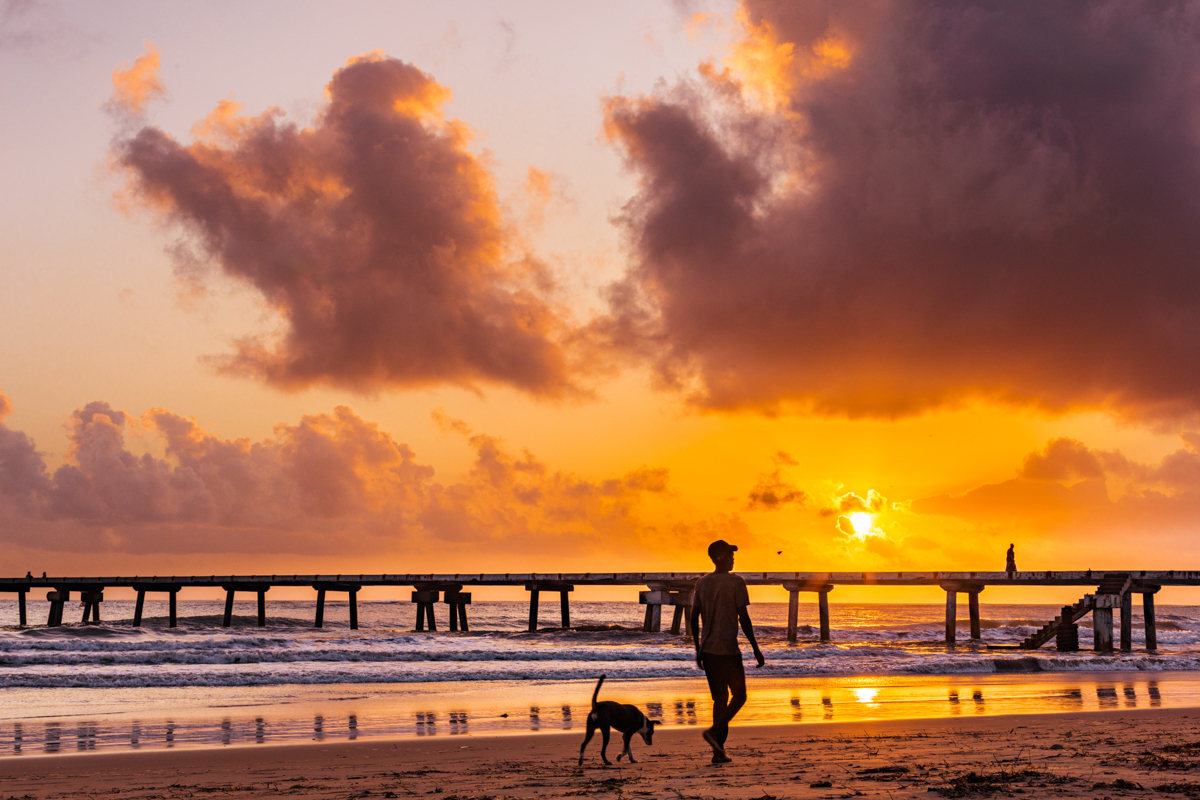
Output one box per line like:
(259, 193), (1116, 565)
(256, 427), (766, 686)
(4, 2), (1200, 602)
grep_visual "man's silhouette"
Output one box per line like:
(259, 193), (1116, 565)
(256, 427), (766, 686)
(690, 539), (764, 764)
(1006, 544), (1017, 575)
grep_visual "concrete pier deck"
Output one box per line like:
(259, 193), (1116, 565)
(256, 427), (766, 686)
(1, 570), (1190, 654)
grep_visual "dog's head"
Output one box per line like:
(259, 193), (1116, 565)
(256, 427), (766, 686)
(639, 719), (661, 744)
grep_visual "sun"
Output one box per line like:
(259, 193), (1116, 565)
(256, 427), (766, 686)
(848, 512), (874, 535)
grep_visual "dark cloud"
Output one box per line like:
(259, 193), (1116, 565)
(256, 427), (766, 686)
(0, 394), (669, 559)
(745, 452), (805, 510)
(0, 391), (50, 514)
(603, 1), (1200, 421)
(115, 53), (578, 397)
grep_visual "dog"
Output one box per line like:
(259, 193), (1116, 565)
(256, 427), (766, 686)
(578, 675), (660, 766)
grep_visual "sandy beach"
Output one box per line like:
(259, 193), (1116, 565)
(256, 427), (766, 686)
(2, 707), (1196, 799)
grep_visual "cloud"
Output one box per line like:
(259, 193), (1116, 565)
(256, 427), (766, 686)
(829, 489), (885, 515)
(521, 166), (572, 230)
(430, 407), (473, 437)
(745, 451), (805, 510)
(0, 395), (670, 561)
(913, 435), (1200, 560)
(602, 1), (1200, 421)
(114, 52), (579, 398)
(0, 390), (51, 514)
(108, 41), (164, 115)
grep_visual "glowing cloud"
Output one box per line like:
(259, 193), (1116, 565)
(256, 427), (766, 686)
(115, 53), (580, 397)
(108, 41), (164, 115)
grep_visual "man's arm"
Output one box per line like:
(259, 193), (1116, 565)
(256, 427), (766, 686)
(738, 607), (765, 668)
(690, 602), (704, 668)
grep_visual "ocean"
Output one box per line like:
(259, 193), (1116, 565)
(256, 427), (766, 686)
(0, 599), (1196, 755)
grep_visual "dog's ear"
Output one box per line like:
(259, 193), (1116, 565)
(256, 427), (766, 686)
(650, 720), (661, 728)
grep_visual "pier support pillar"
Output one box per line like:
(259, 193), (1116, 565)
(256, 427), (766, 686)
(1120, 591), (1133, 652)
(80, 590), (102, 624)
(221, 584), (271, 627)
(313, 583), (361, 629)
(782, 581), (834, 643)
(18, 590), (26, 627)
(786, 589), (799, 643)
(669, 589), (694, 636)
(640, 585), (671, 633)
(968, 592), (982, 640)
(132, 584), (182, 628)
(1140, 585), (1160, 651)
(945, 590), (957, 646)
(1094, 606), (1114, 653)
(642, 603), (661, 633)
(819, 588), (832, 643)
(46, 590), (68, 627)
(940, 582), (984, 645)
(524, 583), (573, 631)
(412, 590), (439, 632)
(443, 589), (471, 632)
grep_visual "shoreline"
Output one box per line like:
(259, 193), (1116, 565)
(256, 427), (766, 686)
(3, 707), (1198, 798)
(0, 670), (1192, 758)
(0, 703), (1188, 762)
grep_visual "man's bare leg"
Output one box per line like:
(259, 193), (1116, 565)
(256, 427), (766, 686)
(703, 656), (736, 762)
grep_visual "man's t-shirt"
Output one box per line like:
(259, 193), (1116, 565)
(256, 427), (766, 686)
(695, 571), (750, 655)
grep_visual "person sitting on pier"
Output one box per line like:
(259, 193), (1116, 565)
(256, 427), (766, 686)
(691, 539), (765, 765)
(1006, 544), (1017, 575)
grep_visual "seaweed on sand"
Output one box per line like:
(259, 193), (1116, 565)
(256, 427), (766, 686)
(936, 769), (1074, 797)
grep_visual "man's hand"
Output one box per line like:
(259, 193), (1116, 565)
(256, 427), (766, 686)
(695, 652), (704, 670)
(753, 648), (765, 668)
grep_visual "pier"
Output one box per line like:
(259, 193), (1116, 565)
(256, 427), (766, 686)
(0, 570), (1193, 653)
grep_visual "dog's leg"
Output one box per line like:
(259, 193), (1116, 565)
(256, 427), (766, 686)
(578, 716), (597, 766)
(618, 730), (637, 763)
(600, 726), (612, 766)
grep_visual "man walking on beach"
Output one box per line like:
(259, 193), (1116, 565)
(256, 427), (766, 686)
(691, 539), (765, 764)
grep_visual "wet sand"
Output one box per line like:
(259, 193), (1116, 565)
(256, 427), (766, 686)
(3, 707), (1199, 798)
(0, 672), (1186, 754)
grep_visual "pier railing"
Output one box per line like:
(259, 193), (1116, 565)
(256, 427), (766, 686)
(0, 570), (1187, 654)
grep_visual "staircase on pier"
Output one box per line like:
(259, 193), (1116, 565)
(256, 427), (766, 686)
(1019, 573), (1132, 651)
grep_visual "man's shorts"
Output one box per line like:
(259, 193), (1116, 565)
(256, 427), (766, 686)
(701, 653), (745, 698)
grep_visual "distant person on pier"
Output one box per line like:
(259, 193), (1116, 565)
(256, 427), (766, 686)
(691, 539), (765, 764)
(1006, 544), (1017, 575)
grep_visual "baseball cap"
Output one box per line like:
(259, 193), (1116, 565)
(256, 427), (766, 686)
(707, 539), (738, 559)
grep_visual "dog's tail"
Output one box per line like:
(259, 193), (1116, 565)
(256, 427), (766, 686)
(591, 675), (606, 709)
